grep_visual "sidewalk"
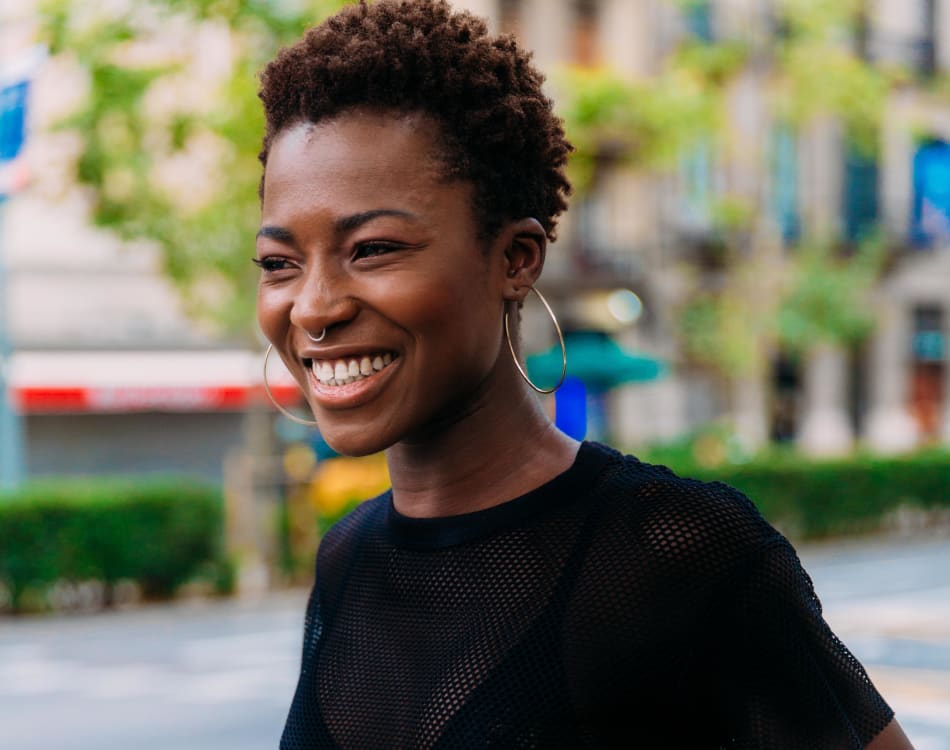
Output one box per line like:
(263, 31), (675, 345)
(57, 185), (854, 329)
(801, 534), (950, 750)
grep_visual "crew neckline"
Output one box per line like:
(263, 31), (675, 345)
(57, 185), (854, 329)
(384, 441), (613, 550)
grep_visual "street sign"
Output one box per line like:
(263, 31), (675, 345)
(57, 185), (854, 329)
(0, 80), (28, 159)
(0, 79), (30, 199)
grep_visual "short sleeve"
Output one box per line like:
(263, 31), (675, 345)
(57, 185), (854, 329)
(711, 536), (894, 749)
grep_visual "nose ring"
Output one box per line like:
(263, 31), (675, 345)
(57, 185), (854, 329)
(308, 329), (327, 343)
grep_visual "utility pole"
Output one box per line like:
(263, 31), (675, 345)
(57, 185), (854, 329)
(0, 48), (45, 490)
(0, 196), (24, 489)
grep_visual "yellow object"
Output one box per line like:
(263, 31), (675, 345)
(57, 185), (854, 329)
(308, 454), (391, 519)
(283, 444), (317, 482)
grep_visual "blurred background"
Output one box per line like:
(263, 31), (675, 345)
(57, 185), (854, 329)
(1, 0), (949, 748)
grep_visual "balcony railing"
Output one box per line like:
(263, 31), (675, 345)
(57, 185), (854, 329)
(866, 31), (936, 76)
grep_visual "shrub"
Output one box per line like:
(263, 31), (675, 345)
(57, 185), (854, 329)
(639, 448), (950, 539)
(0, 477), (226, 612)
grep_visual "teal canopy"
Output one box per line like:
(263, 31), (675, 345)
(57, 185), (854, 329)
(526, 331), (665, 392)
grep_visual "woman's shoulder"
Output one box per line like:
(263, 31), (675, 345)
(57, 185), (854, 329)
(585, 442), (779, 568)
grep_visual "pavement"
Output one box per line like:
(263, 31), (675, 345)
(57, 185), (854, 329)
(0, 590), (308, 750)
(0, 534), (947, 750)
(800, 535), (950, 750)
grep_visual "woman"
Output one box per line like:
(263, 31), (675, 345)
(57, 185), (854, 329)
(255, 1), (913, 747)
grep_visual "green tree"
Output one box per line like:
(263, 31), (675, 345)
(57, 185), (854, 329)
(39, 0), (350, 337)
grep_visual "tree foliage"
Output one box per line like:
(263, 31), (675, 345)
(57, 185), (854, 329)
(38, 0), (350, 337)
(777, 236), (885, 351)
(555, 64), (724, 191)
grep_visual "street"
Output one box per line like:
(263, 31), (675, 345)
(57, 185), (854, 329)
(1, 535), (948, 750)
(801, 535), (950, 750)
(0, 590), (306, 750)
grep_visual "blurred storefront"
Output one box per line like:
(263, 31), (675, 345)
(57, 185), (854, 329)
(1, 178), (301, 480)
(9, 348), (298, 479)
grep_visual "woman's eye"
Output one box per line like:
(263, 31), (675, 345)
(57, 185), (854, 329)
(252, 256), (293, 273)
(354, 242), (399, 259)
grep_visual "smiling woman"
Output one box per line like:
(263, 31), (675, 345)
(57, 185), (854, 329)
(254, 2), (911, 749)
(257, 112), (517, 457)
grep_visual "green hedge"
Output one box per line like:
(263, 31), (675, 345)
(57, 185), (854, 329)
(0, 477), (227, 611)
(648, 450), (950, 539)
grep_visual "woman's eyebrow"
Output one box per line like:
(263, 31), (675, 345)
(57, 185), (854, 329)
(335, 208), (417, 233)
(256, 225), (295, 244)
(256, 209), (417, 244)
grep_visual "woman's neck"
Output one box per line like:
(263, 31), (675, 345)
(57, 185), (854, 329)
(385, 381), (580, 519)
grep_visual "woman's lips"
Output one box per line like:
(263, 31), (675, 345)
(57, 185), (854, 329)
(304, 352), (399, 408)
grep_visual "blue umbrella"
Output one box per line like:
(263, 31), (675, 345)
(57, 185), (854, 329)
(527, 330), (665, 393)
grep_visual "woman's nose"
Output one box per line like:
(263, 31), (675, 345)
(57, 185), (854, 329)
(288, 266), (358, 337)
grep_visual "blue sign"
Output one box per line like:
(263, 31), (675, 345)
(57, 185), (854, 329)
(555, 376), (588, 441)
(0, 80), (29, 162)
(911, 139), (950, 247)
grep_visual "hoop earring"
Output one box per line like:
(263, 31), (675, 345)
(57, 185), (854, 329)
(504, 286), (567, 394)
(308, 329), (326, 343)
(262, 344), (319, 426)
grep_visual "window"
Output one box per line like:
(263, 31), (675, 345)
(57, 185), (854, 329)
(571, 0), (601, 66)
(498, 0), (522, 37)
(920, 0), (937, 76)
(683, 0), (714, 43)
(913, 305), (946, 363)
(842, 143), (879, 244)
(910, 304), (945, 437)
(680, 141), (714, 232)
(861, 0), (935, 76)
(770, 125), (800, 245)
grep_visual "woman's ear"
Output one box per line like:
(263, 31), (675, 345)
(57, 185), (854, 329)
(499, 218), (547, 304)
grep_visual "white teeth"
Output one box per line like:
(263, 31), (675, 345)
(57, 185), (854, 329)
(311, 353), (396, 387)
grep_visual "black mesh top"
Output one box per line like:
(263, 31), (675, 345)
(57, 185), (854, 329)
(281, 441), (893, 749)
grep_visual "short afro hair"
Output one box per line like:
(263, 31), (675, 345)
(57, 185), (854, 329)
(258, 0), (573, 241)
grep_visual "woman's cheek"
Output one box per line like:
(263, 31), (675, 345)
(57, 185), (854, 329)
(256, 291), (289, 344)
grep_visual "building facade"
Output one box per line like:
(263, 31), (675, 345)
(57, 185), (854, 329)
(455, 0), (950, 454)
(1, 3), (303, 481)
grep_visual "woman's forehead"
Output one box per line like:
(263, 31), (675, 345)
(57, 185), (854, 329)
(266, 114), (447, 192)
(261, 112), (476, 229)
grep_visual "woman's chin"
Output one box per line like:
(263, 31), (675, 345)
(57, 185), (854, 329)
(318, 426), (395, 459)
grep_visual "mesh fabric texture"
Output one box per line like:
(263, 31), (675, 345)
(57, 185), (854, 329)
(281, 441), (893, 749)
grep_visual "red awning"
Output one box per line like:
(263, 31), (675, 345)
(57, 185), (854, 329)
(9, 350), (302, 414)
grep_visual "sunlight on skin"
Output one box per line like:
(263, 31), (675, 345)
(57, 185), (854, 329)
(867, 719), (915, 749)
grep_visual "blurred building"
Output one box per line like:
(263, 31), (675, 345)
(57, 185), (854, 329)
(456, 0), (950, 455)
(4, 187), (286, 480)
(4, 0), (950, 482)
(0, 5), (301, 481)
